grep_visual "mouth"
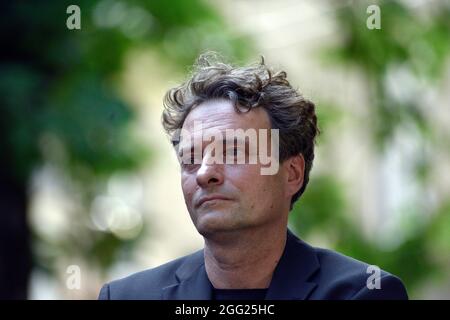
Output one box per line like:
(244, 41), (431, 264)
(196, 195), (231, 208)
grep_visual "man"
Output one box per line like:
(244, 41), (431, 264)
(98, 54), (408, 300)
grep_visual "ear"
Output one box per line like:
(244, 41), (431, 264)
(285, 154), (305, 199)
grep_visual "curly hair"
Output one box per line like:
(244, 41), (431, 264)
(162, 52), (319, 209)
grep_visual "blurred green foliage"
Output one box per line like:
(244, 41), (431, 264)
(325, 0), (450, 148)
(291, 0), (450, 297)
(0, 0), (250, 294)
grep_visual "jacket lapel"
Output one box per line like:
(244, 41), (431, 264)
(162, 251), (213, 300)
(162, 229), (320, 300)
(265, 229), (319, 300)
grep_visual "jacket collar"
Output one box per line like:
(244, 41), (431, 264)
(162, 250), (212, 300)
(162, 229), (319, 300)
(264, 229), (319, 299)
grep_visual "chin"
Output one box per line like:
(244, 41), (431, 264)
(195, 215), (255, 241)
(194, 211), (239, 236)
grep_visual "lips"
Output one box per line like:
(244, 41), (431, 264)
(196, 194), (231, 208)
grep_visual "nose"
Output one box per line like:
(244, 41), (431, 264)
(196, 154), (224, 188)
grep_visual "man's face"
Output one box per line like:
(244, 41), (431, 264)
(178, 99), (290, 238)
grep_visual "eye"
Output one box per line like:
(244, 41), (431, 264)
(223, 146), (244, 163)
(180, 152), (202, 171)
(181, 162), (199, 172)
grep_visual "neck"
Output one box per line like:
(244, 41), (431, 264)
(204, 224), (287, 289)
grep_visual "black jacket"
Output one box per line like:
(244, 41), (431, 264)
(98, 229), (408, 300)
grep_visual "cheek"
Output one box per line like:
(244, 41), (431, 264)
(181, 176), (196, 206)
(251, 176), (285, 208)
(229, 165), (276, 201)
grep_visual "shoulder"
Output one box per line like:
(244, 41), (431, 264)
(98, 250), (203, 300)
(310, 246), (408, 299)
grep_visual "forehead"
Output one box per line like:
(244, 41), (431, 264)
(182, 99), (271, 133)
